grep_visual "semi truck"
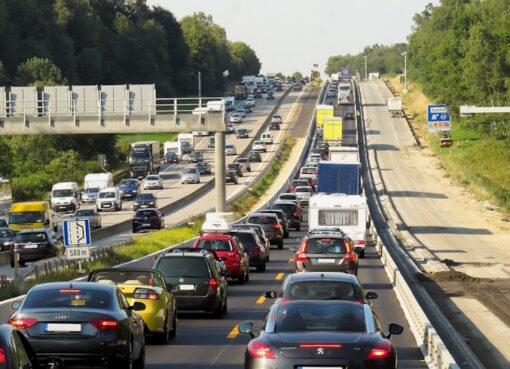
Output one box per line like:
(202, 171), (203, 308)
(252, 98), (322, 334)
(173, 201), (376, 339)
(234, 83), (247, 99)
(178, 133), (194, 153)
(316, 161), (361, 195)
(328, 146), (359, 162)
(308, 193), (367, 257)
(323, 117), (343, 145)
(128, 141), (161, 178)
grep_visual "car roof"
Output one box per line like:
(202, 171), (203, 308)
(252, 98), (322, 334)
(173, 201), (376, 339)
(29, 281), (116, 292)
(284, 272), (358, 283)
(249, 212), (278, 218)
(273, 200), (296, 205)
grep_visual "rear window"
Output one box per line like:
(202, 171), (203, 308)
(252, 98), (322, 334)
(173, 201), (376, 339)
(318, 210), (358, 226)
(135, 210), (158, 217)
(273, 203), (295, 216)
(247, 216), (277, 225)
(305, 237), (347, 254)
(237, 232), (257, 249)
(24, 288), (111, 309)
(301, 168), (316, 175)
(157, 257), (210, 278)
(296, 187), (311, 193)
(285, 281), (359, 301)
(146, 176), (159, 180)
(16, 232), (47, 242)
(279, 194), (296, 201)
(196, 239), (233, 251)
(90, 270), (154, 285)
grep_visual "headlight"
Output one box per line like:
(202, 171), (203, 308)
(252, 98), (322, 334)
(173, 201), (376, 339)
(134, 202), (139, 205)
(149, 202), (155, 205)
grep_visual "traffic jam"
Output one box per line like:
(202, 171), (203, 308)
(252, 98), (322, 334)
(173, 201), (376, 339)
(1, 79), (405, 369)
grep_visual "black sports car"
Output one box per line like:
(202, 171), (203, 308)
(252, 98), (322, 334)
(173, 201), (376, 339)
(238, 300), (403, 369)
(9, 282), (146, 369)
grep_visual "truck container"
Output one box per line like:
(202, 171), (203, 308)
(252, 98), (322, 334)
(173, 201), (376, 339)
(164, 141), (182, 160)
(315, 104), (334, 127)
(178, 133), (194, 152)
(387, 97), (403, 117)
(224, 96), (235, 111)
(330, 73), (340, 82)
(323, 117), (343, 145)
(308, 193), (367, 257)
(128, 141), (161, 178)
(266, 73), (276, 85)
(84, 173), (113, 190)
(337, 82), (352, 103)
(328, 146), (359, 162)
(234, 83), (247, 99)
(316, 162), (361, 195)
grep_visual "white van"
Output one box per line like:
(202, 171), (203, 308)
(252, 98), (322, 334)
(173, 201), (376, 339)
(261, 132), (273, 145)
(308, 194), (367, 257)
(51, 182), (80, 212)
(82, 173), (113, 203)
(164, 141), (182, 160)
(96, 187), (122, 212)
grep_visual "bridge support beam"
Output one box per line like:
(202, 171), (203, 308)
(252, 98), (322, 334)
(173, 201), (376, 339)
(214, 131), (226, 212)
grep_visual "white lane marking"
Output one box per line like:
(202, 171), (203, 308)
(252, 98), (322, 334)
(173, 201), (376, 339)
(373, 81), (400, 146)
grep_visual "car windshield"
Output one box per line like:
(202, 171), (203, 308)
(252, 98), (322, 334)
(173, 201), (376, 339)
(9, 211), (44, 224)
(146, 176), (159, 181)
(0, 229), (15, 238)
(275, 302), (365, 332)
(136, 210), (158, 217)
(196, 239), (233, 251)
(53, 189), (74, 197)
(120, 180), (137, 186)
(279, 194), (296, 201)
(90, 270), (154, 285)
(157, 257), (210, 278)
(84, 187), (99, 193)
(98, 192), (116, 199)
(136, 194), (154, 200)
(247, 215), (276, 225)
(226, 145), (234, 149)
(24, 288), (111, 309)
(183, 168), (196, 174)
(16, 232), (47, 242)
(284, 281), (359, 301)
(306, 237), (347, 254)
(254, 141), (263, 145)
(296, 187), (312, 193)
(237, 158), (247, 163)
(74, 210), (95, 216)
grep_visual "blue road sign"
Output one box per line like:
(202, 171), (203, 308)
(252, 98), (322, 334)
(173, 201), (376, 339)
(427, 104), (451, 132)
(63, 219), (91, 246)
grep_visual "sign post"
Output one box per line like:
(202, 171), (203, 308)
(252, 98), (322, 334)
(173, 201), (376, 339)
(427, 104), (451, 133)
(63, 219), (91, 272)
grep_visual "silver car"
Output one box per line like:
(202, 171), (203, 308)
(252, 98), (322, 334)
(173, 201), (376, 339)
(81, 187), (100, 203)
(252, 140), (266, 152)
(181, 167), (200, 184)
(142, 174), (163, 190)
(72, 209), (101, 229)
(295, 186), (313, 204)
(225, 144), (237, 155)
(230, 113), (242, 123)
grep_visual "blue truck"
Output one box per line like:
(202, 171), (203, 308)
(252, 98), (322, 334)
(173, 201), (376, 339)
(316, 162), (361, 195)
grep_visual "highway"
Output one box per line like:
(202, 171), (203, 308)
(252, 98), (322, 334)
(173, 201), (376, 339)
(107, 86), (427, 369)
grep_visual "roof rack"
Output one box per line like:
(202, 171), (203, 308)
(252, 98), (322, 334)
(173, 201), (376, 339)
(169, 247), (221, 261)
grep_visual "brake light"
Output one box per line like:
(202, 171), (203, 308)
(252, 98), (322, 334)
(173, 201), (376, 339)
(366, 341), (392, 360)
(248, 340), (276, 359)
(293, 211), (299, 218)
(89, 319), (120, 330)
(354, 240), (365, 246)
(0, 348), (5, 364)
(134, 216), (143, 221)
(271, 223), (280, 230)
(344, 241), (352, 253)
(290, 186), (296, 192)
(208, 277), (218, 292)
(151, 216), (159, 221)
(299, 343), (342, 349)
(296, 253), (308, 262)
(133, 288), (158, 300)
(299, 239), (308, 253)
(8, 317), (38, 329)
(59, 289), (81, 293)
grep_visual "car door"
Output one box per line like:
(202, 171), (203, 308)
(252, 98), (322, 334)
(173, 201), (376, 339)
(233, 237), (249, 273)
(154, 271), (174, 319)
(117, 289), (144, 356)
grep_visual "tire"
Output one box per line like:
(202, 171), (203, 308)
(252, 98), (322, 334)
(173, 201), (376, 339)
(277, 240), (284, 250)
(360, 250), (365, 258)
(155, 313), (170, 344)
(19, 259), (26, 267)
(10, 260), (14, 268)
(296, 224), (301, 231)
(284, 230), (289, 238)
(212, 300), (224, 319)
(133, 338), (145, 369)
(238, 271), (247, 284)
(222, 299), (227, 315)
(169, 312), (177, 339)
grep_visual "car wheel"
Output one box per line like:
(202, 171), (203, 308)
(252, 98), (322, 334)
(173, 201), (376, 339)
(169, 311), (177, 339)
(156, 313), (170, 344)
(19, 259), (26, 267)
(284, 230), (289, 238)
(222, 298), (227, 315)
(9, 259), (14, 268)
(133, 339), (145, 369)
(277, 240), (284, 250)
(212, 300), (224, 319)
(360, 250), (365, 258)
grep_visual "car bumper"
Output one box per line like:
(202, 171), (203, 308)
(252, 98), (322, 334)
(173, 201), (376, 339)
(52, 204), (75, 212)
(245, 357), (391, 369)
(175, 293), (221, 312)
(133, 222), (161, 231)
(120, 192), (138, 199)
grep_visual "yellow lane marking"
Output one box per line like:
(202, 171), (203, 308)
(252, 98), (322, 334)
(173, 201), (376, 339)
(275, 272), (285, 280)
(288, 258), (294, 263)
(256, 295), (266, 304)
(227, 325), (239, 339)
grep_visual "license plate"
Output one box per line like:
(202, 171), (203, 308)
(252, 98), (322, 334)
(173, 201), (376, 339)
(45, 323), (81, 333)
(103, 204), (111, 208)
(141, 205), (148, 208)
(142, 223), (151, 227)
(317, 258), (335, 263)
(179, 284), (195, 291)
(24, 244), (38, 249)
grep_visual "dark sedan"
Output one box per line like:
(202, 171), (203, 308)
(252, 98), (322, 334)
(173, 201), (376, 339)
(227, 163), (243, 177)
(197, 162), (212, 175)
(236, 128), (249, 139)
(247, 151), (262, 163)
(133, 193), (157, 211)
(238, 300), (403, 369)
(164, 152), (179, 163)
(188, 151), (203, 163)
(236, 230), (267, 272)
(133, 208), (164, 233)
(271, 200), (301, 231)
(9, 282), (145, 369)
(9, 229), (61, 267)
(0, 227), (16, 251)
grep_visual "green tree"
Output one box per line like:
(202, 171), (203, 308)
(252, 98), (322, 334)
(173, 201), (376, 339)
(15, 57), (67, 86)
(292, 71), (303, 81)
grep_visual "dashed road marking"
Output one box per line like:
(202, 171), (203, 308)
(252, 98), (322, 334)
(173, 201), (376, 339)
(227, 325), (239, 339)
(275, 272), (284, 280)
(256, 295), (266, 304)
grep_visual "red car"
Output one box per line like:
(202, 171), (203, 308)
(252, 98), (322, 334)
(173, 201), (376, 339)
(193, 233), (250, 283)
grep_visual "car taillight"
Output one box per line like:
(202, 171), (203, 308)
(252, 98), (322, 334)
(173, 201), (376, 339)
(89, 318), (120, 330)
(293, 211), (299, 218)
(0, 348), (4, 364)
(8, 317), (37, 329)
(366, 341), (392, 360)
(271, 223), (280, 230)
(134, 216), (143, 221)
(354, 240), (365, 246)
(134, 288), (158, 300)
(248, 340), (276, 359)
(13, 243), (20, 250)
(299, 343), (342, 349)
(296, 252), (309, 262)
(208, 277), (218, 292)
(290, 186), (296, 192)
(151, 216), (159, 221)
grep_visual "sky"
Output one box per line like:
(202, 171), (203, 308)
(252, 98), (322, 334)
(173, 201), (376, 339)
(147, 0), (441, 76)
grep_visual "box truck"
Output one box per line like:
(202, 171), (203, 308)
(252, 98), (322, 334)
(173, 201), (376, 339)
(316, 162), (361, 195)
(328, 146), (359, 162)
(82, 173), (113, 203)
(323, 117), (343, 145)
(316, 105), (334, 127)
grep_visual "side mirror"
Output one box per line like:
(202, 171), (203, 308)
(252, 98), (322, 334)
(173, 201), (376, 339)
(387, 323), (404, 339)
(265, 291), (277, 299)
(366, 292), (378, 300)
(131, 302), (146, 311)
(237, 321), (254, 338)
(12, 301), (21, 310)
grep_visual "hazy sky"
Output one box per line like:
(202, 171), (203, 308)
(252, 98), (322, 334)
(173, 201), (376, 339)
(147, 0), (440, 75)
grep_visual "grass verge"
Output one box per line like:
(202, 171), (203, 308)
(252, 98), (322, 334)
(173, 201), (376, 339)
(386, 76), (510, 214)
(1, 137), (297, 300)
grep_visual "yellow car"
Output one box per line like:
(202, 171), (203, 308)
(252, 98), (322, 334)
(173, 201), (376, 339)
(88, 268), (177, 343)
